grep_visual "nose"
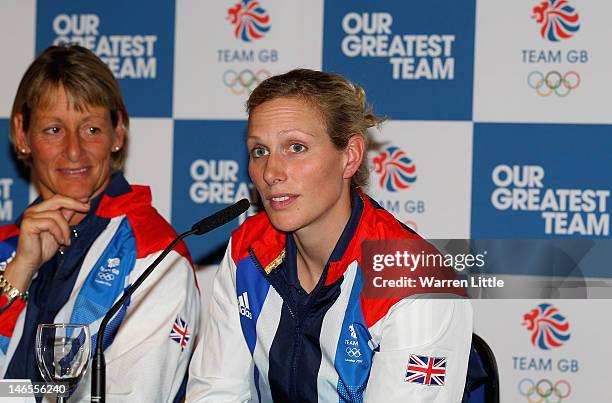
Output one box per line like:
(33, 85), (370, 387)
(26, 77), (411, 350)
(65, 130), (83, 162)
(263, 152), (286, 186)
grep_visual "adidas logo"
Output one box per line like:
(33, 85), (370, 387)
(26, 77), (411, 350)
(349, 324), (357, 339)
(238, 291), (252, 319)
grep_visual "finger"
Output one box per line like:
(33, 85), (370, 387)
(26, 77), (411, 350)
(21, 217), (68, 246)
(27, 195), (90, 214)
(22, 211), (71, 245)
(40, 231), (61, 251)
(47, 210), (73, 245)
(61, 208), (76, 223)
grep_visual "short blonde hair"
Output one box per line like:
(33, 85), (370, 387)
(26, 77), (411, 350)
(9, 44), (129, 172)
(247, 69), (385, 188)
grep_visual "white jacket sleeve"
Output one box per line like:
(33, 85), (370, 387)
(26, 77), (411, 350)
(186, 242), (253, 402)
(68, 251), (201, 403)
(364, 296), (473, 403)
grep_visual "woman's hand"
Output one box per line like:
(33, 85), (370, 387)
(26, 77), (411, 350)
(3, 195), (90, 293)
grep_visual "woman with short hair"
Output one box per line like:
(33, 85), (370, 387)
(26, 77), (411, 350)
(0, 44), (200, 402)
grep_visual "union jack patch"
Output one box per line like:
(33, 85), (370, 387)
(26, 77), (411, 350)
(405, 354), (446, 386)
(169, 316), (190, 351)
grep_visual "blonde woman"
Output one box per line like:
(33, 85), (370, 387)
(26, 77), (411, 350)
(188, 69), (472, 402)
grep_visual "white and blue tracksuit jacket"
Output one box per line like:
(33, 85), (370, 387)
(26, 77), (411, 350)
(188, 192), (472, 402)
(0, 174), (200, 402)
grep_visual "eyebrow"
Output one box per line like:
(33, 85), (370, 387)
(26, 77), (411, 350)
(33, 111), (110, 122)
(279, 128), (315, 137)
(247, 129), (316, 141)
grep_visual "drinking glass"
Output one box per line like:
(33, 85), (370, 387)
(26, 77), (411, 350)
(35, 324), (91, 403)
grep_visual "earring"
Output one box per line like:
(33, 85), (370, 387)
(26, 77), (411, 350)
(113, 146), (120, 152)
(20, 148), (28, 154)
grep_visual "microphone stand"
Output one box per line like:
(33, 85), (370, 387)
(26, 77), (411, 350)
(91, 199), (250, 402)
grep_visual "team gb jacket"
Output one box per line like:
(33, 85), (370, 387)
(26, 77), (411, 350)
(0, 175), (200, 402)
(188, 192), (472, 402)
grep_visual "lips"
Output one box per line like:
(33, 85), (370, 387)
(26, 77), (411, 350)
(267, 193), (297, 209)
(58, 167), (90, 175)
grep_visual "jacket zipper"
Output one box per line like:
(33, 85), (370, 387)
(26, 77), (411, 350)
(248, 248), (302, 401)
(248, 247), (329, 402)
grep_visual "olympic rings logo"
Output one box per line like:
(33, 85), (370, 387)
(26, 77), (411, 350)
(97, 272), (115, 282)
(223, 69), (271, 95)
(345, 347), (362, 358)
(527, 71), (580, 97)
(518, 378), (571, 402)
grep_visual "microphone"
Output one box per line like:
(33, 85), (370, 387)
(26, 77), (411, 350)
(191, 198), (250, 235)
(91, 199), (250, 402)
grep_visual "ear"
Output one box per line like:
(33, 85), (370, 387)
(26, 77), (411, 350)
(111, 113), (126, 151)
(12, 113), (31, 153)
(342, 134), (365, 180)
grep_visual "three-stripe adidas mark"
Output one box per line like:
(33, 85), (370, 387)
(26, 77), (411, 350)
(238, 291), (252, 319)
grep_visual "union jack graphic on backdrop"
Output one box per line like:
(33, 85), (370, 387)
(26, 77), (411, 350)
(371, 146), (417, 192)
(531, 0), (580, 42)
(405, 354), (447, 386)
(522, 303), (571, 350)
(170, 316), (191, 351)
(227, 0), (271, 42)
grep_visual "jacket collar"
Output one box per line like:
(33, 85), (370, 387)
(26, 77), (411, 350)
(96, 175), (152, 219)
(14, 173), (134, 227)
(250, 190), (366, 283)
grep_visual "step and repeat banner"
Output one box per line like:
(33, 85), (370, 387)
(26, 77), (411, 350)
(1, 1), (610, 401)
